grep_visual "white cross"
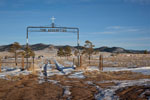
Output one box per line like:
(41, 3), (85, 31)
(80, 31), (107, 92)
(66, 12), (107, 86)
(51, 16), (56, 23)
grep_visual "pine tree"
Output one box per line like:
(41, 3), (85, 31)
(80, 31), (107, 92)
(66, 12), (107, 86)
(57, 48), (64, 57)
(74, 50), (78, 56)
(84, 40), (95, 64)
(64, 46), (72, 57)
(9, 42), (21, 66)
(144, 50), (148, 54)
(24, 46), (35, 58)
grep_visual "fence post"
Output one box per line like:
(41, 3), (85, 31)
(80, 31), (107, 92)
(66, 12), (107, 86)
(32, 57), (35, 72)
(22, 55), (24, 70)
(99, 55), (103, 71)
(73, 58), (75, 65)
(0, 57), (1, 72)
(80, 55), (82, 67)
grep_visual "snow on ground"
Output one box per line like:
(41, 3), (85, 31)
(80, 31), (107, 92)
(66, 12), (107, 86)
(64, 61), (73, 65)
(39, 63), (85, 80)
(68, 71), (85, 79)
(89, 79), (150, 100)
(0, 66), (31, 79)
(86, 66), (100, 71)
(62, 86), (72, 99)
(103, 66), (150, 75)
(38, 62), (150, 100)
(1, 61), (150, 100)
(86, 66), (150, 75)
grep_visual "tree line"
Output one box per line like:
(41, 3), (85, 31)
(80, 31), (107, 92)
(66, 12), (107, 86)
(9, 42), (35, 66)
(10, 40), (96, 66)
(57, 40), (95, 64)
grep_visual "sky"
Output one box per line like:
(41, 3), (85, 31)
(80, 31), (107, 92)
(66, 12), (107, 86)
(0, 0), (150, 50)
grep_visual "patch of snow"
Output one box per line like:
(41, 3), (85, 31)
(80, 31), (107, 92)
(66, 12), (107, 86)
(140, 89), (150, 98)
(132, 68), (150, 75)
(54, 60), (75, 74)
(103, 67), (150, 75)
(38, 78), (45, 84)
(85, 81), (119, 100)
(64, 61), (73, 65)
(87, 66), (99, 71)
(63, 69), (74, 74)
(94, 79), (150, 100)
(68, 71), (85, 79)
(63, 86), (71, 96)
(0, 67), (31, 79)
(47, 70), (64, 76)
(47, 80), (59, 84)
(85, 81), (93, 85)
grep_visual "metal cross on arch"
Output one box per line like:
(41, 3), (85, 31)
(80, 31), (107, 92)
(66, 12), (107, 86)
(26, 17), (80, 68)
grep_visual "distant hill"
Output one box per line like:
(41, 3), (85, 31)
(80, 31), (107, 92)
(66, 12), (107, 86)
(29, 43), (50, 51)
(95, 46), (145, 54)
(0, 43), (147, 54)
(95, 46), (126, 53)
(0, 44), (13, 52)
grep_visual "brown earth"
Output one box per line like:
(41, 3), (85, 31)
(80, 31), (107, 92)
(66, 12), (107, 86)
(0, 75), (63, 100)
(0, 71), (150, 100)
(0, 75), (98, 100)
(116, 86), (150, 100)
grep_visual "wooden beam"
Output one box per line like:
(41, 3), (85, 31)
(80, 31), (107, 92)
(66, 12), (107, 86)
(99, 55), (103, 71)
(80, 55), (82, 67)
(0, 57), (1, 72)
(21, 55), (24, 70)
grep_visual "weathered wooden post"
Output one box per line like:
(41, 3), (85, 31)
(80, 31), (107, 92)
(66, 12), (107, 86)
(21, 55), (24, 70)
(99, 55), (103, 71)
(80, 55), (82, 67)
(32, 56), (35, 72)
(0, 57), (1, 72)
(73, 58), (75, 65)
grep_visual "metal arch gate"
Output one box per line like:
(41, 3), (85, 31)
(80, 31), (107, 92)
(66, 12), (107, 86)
(26, 20), (80, 68)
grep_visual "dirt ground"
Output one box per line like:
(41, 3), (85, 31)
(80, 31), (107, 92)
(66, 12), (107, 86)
(0, 75), (63, 100)
(0, 71), (150, 100)
(0, 75), (97, 100)
(116, 86), (150, 100)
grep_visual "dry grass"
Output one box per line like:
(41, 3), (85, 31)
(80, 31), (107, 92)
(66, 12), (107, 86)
(81, 54), (150, 67)
(84, 71), (150, 81)
(116, 85), (150, 100)
(0, 75), (63, 100)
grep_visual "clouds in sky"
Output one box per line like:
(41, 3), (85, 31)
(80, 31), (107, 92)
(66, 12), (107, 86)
(0, 0), (95, 8)
(93, 26), (138, 35)
(44, 0), (150, 5)
(106, 26), (122, 30)
(95, 26), (150, 35)
(123, 0), (150, 5)
(44, 0), (95, 5)
(0, 0), (149, 8)
(41, 0), (150, 5)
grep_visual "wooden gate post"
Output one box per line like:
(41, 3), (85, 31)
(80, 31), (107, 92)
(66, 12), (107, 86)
(80, 55), (82, 67)
(21, 55), (24, 70)
(99, 55), (103, 71)
(0, 57), (1, 72)
(32, 57), (35, 72)
(73, 58), (75, 65)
